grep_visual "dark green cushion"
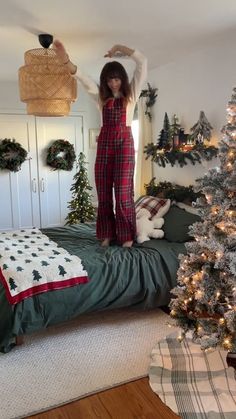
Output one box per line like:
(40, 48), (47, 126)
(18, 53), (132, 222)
(163, 205), (201, 242)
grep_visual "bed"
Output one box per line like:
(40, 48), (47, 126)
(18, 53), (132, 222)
(0, 204), (200, 354)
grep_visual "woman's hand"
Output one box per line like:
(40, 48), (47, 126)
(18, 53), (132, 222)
(104, 44), (134, 58)
(52, 39), (77, 74)
(53, 39), (69, 64)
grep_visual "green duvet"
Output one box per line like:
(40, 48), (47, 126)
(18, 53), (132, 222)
(0, 223), (186, 353)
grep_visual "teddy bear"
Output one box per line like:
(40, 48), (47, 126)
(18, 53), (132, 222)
(136, 208), (165, 243)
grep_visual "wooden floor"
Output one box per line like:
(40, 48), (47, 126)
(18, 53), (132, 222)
(28, 377), (180, 419)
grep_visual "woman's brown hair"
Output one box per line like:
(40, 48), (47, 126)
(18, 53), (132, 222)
(99, 61), (131, 105)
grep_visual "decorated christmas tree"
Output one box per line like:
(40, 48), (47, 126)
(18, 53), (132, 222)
(170, 87), (236, 352)
(189, 110), (213, 144)
(65, 152), (95, 224)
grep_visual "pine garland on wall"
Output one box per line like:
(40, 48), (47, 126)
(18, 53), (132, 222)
(144, 111), (218, 167)
(139, 83), (158, 121)
(145, 178), (202, 203)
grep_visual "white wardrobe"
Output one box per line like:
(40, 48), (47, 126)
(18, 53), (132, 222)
(0, 113), (84, 231)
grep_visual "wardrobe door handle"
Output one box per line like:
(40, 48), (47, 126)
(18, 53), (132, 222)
(32, 178), (37, 193)
(41, 178), (45, 192)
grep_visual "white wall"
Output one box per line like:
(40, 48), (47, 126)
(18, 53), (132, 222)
(0, 80), (100, 199)
(2, 35), (236, 197)
(147, 36), (236, 186)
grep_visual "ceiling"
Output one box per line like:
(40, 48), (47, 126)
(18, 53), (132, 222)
(1, 0), (236, 82)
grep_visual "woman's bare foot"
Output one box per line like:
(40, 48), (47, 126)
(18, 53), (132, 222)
(122, 241), (133, 248)
(101, 238), (111, 247)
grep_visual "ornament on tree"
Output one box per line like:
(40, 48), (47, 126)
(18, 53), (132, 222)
(65, 152), (95, 224)
(170, 87), (236, 353)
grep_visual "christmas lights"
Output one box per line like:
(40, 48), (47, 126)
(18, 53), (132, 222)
(169, 87), (236, 352)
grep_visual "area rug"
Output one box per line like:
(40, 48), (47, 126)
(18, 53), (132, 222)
(149, 331), (236, 419)
(0, 307), (170, 419)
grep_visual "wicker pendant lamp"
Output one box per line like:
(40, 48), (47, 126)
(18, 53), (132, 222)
(18, 34), (77, 116)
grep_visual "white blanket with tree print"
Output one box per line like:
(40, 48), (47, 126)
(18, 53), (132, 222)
(0, 228), (88, 304)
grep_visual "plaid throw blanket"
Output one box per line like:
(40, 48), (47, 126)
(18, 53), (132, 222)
(149, 332), (236, 419)
(0, 228), (88, 305)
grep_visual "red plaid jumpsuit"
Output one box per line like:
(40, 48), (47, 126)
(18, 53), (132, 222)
(95, 97), (136, 243)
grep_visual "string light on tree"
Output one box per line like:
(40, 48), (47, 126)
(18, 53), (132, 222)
(65, 152), (95, 224)
(169, 87), (236, 353)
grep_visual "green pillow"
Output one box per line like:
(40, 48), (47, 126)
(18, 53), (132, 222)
(163, 205), (201, 242)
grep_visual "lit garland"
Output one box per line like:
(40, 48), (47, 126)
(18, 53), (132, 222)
(169, 87), (236, 352)
(144, 110), (218, 167)
(144, 178), (202, 202)
(144, 142), (218, 167)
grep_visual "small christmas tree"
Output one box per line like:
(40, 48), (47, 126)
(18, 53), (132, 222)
(65, 152), (95, 224)
(58, 265), (66, 276)
(157, 113), (172, 149)
(157, 129), (168, 149)
(189, 110), (213, 144)
(9, 278), (17, 291)
(32, 270), (42, 281)
(41, 260), (49, 266)
(170, 88), (236, 352)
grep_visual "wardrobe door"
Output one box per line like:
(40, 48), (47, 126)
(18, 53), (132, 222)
(36, 115), (84, 228)
(0, 114), (40, 231)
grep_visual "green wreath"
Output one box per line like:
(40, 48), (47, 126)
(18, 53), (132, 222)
(46, 139), (76, 171)
(0, 138), (28, 172)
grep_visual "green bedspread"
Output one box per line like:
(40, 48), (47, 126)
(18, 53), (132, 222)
(0, 223), (186, 353)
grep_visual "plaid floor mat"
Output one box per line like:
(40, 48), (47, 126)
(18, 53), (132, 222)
(149, 332), (236, 419)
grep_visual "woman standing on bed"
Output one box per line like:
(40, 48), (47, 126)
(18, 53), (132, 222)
(53, 40), (147, 248)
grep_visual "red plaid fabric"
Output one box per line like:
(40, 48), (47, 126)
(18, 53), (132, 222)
(95, 98), (136, 243)
(135, 196), (171, 219)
